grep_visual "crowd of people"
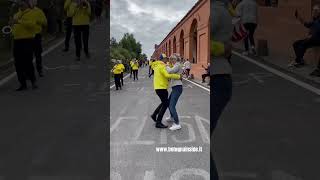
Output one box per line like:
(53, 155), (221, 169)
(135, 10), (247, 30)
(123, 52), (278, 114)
(7, 0), (105, 91)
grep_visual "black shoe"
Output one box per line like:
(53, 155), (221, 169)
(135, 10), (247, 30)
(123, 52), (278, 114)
(294, 62), (305, 68)
(16, 85), (27, 91)
(310, 69), (320, 77)
(155, 123), (168, 128)
(85, 53), (91, 58)
(39, 72), (44, 77)
(151, 115), (157, 122)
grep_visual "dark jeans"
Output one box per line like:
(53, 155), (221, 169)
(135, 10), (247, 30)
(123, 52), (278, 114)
(210, 74), (232, 180)
(152, 89), (169, 123)
(130, 68), (133, 78)
(114, 74), (121, 90)
(293, 38), (320, 64)
(210, 74), (232, 133)
(73, 25), (89, 58)
(243, 23), (257, 51)
(202, 73), (209, 82)
(13, 39), (36, 87)
(34, 33), (43, 74)
(64, 17), (73, 50)
(168, 85), (183, 124)
(133, 70), (138, 80)
(186, 69), (190, 77)
(120, 72), (124, 85)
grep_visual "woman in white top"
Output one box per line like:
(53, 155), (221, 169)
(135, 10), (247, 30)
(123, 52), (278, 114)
(166, 54), (183, 131)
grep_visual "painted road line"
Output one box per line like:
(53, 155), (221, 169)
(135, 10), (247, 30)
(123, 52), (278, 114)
(233, 51), (320, 96)
(183, 78), (210, 92)
(110, 74), (130, 89)
(0, 39), (65, 87)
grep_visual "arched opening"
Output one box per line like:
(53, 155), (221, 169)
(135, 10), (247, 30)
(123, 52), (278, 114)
(173, 36), (177, 54)
(190, 19), (198, 64)
(166, 42), (168, 56)
(169, 40), (171, 57)
(179, 30), (184, 58)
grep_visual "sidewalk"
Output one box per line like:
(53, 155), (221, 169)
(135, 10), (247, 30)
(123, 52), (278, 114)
(233, 44), (320, 85)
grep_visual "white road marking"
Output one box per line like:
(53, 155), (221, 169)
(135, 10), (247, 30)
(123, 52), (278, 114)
(110, 116), (137, 134)
(271, 170), (302, 180)
(170, 168), (210, 180)
(233, 51), (320, 96)
(119, 105), (128, 116)
(171, 122), (196, 143)
(183, 78), (210, 92)
(195, 115), (210, 144)
(0, 38), (65, 86)
(44, 65), (66, 70)
(110, 74), (130, 89)
(110, 171), (122, 180)
(144, 171), (155, 180)
(63, 84), (81, 86)
(249, 72), (274, 83)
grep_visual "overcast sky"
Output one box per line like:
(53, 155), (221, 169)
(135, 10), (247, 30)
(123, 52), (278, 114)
(110, 0), (198, 58)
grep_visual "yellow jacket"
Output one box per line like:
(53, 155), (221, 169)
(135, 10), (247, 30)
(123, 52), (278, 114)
(119, 63), (125, 73)
(30, 7), (47, 34)
(69, 1), (91, 25)
(153, 61), (181, 90)
(129, 60), (134, 67)
(228, 4), (237, 17)
(132, 62), (139, 70)
(112, 64), (122, 74)
(64, 0), (73, 17)
(211, 40), (225, 57)
(12, 9), (37, 40)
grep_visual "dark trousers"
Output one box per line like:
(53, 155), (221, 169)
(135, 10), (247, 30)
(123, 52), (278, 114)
(34, 33), (43, 74)
(64, 17), (73, 50)
(243, 23), (257, 51)
(210, 74), (232, 180)
(133, 70), (138, 80)
(293, 38), (320, 64)
(130, 68), (133, 78)
(149, 69), (154, 78)
(73, 25), (89, 58)
(152, 89), (169, 123)
(13, 39), (36, 87)
(202, 73), (209, 83)
(120, 72), (124, 85)
(186, 69), (190, 77)
(114, 74), (121, 90)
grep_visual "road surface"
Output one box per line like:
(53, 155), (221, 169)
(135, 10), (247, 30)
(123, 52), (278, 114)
(110, 67), (210, 180)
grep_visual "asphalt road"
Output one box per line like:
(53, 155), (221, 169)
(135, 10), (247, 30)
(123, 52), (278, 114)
(0, 20), (108, 179)
(213, 53), (320, 180)
(110, 67), (210, 180)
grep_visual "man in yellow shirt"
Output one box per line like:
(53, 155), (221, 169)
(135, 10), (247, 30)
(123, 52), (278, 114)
(132, 60), (139, 81)
(12, 0), (38, 91)
(129, 59), (134, 78)
(30, 1), (47, 77)
(112, 61), (122, 90)
(63, 0), (73, 51)
(151, 54), (181, 128)
(118, 60), (125, 86)
(69, 0), (91, 61)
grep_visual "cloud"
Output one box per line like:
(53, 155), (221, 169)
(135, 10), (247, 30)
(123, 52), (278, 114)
(110, 0), (198, 58)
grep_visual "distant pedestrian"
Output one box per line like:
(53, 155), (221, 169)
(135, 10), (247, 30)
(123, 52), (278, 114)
(201, 63), (210, 84)
(183, 59), (191, 78)
(63, 0), (73, 52)
(118, 60), (125, 86)
(132, 60), (139, 81)
(236, 0), (258, 56)
(112, 61), (122, 90)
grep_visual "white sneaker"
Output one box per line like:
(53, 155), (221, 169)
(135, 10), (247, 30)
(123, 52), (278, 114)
(165, 116), (174, 122)
(169, 123), (181, 131)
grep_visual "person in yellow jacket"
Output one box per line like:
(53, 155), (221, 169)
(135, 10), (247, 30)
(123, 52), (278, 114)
(112, 61), (122, 90)
(11, 0), (38, 91)
(63, 0), (74, 51)
(148, 59), (155, 78)
(129, 59), (134, 78)
(132, 60), (139, 81)
(150, 54), (182, 128)
(69, 0), (91, 60)
(117, 60), (125, 86)
(30, 1), (47, 77)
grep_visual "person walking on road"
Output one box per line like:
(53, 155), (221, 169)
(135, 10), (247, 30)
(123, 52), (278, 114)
(183, 59), (191, 78)
(149, 59), (155, 78)
(112, 61), (122, 90)
(236, 0), (258, 56)
(69, 0), (91, 61)
(30, 1), (47, 77)
(132, 60), (139, 81)
(118, 60), (125, 86)
(129, 59), (134, 78)
(201, 63), (210, 85)
(211, 0), (234, 179)
(151, 54), (181, 129)
(63, 0), (73, 52)
(12, 0), (38, 91)
(165, 54), (184, 131)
